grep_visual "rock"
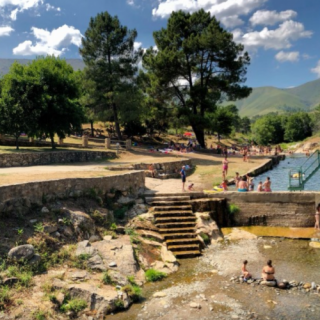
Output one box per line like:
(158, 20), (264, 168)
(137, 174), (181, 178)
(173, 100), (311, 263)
(3, 277), (19, 287)
(29, 219), (37, 224)
(311, 282), (316, 290)
(190, 302), (201, 309)
(309, 242), (320, 248)
(61, 226), (74, 237)
(117, 196), (135, 205)
(103, 235), (113, 241)
(109, 262), (117, 267)
(261, 280), (277, 287)
(135, 198), (144, 204)
(8, 244), (35, 261)
(68, 271), (90, 281)
(153, 292), (167, 298)
(28, 254), (41, 265)
(89, 235), (101, 243)
(277, 282), (288, 289)
(43, 224), (58, 234)
(56, 292), (65, 306)
(151, 260), (177, 274)
(41, 207), (50, 213)
(87, 254), (106, 271)
(161, 246), (177, 263)
(116, 226), (125, 234)
(211, 270), (218, 274)
(76, 241), (96, 257)
(224, 228), (257, 241)
(136, 229), (164, 242)
(304, 283), (311, 289)
(263, 245), (272, 249)
(62, 208), (96, 239)
(108, 270), (129, 286)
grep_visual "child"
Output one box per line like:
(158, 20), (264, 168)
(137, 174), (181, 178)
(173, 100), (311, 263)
(188, 183), (194, 191)
(241, 260), (252, 281)
(220, 180), (228, 191)
(257, 181), (263, 192)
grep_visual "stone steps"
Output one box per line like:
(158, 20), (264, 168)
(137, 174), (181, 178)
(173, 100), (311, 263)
(162, 232), (197, 239)
(167, 244), (200, 251)
(151, 200), (192, 206)
(155, 216), (196, 223)
(159, 227), (196, 233)
(153, 210), (194, 217)
(166, 238), (199, 245)
(156, 221), (196, 228)
(154, 205), (192, 211)
(145, 195), (191, 204)
(172, 250), (201, 257)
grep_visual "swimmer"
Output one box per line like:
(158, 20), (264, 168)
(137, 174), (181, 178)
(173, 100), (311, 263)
(262, 260), (275, 281)
(263, 177), (271, 192)
(241, 260), (252, 281)
(238, 177), (248, 192)
(257, 181), (263, 192)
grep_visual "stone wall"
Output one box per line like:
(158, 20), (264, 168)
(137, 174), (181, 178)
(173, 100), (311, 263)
(0, 171), (145, 216)
(205, 192), (316, 227)
(0, 151), (115, 168)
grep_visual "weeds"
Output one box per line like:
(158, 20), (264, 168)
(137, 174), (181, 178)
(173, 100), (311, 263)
(102, 272), (113, 285)
(34, 222), (44, 233)
(60, 298), (87, 313)
(122, 284), (142, 302)
(228, 203), (240, 215)
(200, 232), (210, 245)
(145, 269), (167, 282)
(32, 309), (47, 320)
(0, 286), (12, 309)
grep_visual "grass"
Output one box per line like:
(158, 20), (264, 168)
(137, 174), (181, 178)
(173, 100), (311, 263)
(102, 272), (113, 285)
(145, 269), (167, 282)
(60, 298), (87, 313)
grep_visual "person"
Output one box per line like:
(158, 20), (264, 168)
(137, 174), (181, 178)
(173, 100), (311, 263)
(257, 181), (263, 192)
(220, 180), (228, 191)
(262, 260), (275, 281)
(188, 183), (194, 191)
(241, 260), (252, 281)
(238, 177), (248, 192)
(180, 166), (186, 192)
(148, 164), (157, 178)
(222, 157), (228, 177)
(247, 174), (254, 191)
(263, 177), (272, 192)
(315, 203), (320, 230)
(235, 172), (240, 189)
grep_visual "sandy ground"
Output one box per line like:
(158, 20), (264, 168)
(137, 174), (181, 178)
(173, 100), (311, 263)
(0, 149), (268, 189)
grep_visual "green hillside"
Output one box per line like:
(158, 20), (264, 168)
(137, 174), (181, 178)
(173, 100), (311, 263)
(0, 58), (85, 75)
(230, 78), (320, 117)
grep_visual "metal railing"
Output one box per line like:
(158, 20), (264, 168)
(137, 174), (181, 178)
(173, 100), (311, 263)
(288, 150), (320, 191)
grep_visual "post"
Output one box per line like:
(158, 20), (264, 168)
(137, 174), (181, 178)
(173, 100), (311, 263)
(105, 138), (111, 149)
(126, 139), (132, 150)
(82, 135), (88, 148)
(58, 138), (64, 146)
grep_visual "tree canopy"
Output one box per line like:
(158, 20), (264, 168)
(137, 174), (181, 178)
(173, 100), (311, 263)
(142, 9), (251, 147)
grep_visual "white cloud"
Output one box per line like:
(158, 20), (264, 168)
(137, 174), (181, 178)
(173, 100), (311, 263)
(127, 0), (135, 5)
(13, 25), (83, 56)
(0, 0), (44, 20)
(220, 15), (244, 28)
(45, 3), (60, 12)
(236, 20), (312, 51)
(250, 10), (297, 26)
(311, 60), (320, 78)
(152, 0), (267, 22)
(134, 41), (142, 51)
(0, 25), (14, 36)
(275, 51), (299, 62)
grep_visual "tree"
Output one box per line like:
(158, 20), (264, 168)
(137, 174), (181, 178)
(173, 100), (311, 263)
(142, 9), (251, 148)
(284, 112), (312, 142)
(239, 116), (251, 134)
(0, 62), (37, 149)
(80, 12), (142, 140)
(27, 56), (85, 149)
(251, 115), (284, 145)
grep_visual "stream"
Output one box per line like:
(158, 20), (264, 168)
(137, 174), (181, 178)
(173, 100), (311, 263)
(112, 228), (320, 320)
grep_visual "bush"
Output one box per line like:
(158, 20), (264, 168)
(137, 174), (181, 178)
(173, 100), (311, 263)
(200, 232), (210, 245)
(228, 203), (240, 215)
(102, 272), (113, 285)
(145, 269), (167, 282)
(114, 206), (128, 220)
(114, 298), (125, 310)
(0, 286), (11, 308)
(60, 298), (87, 313)
(122, 284), (142, 302)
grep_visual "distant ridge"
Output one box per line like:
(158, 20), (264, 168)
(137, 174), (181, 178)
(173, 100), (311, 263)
(228, 78), (320, 117)
(0, 58), (85, 75)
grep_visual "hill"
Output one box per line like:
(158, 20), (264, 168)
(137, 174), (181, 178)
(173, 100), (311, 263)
(229, 78), (320, 117)
(0, 58), (85, 75)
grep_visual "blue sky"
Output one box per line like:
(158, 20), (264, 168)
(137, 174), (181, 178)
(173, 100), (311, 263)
(0, 0), (319, 89)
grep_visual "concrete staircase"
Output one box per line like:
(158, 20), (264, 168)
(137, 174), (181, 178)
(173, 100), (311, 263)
(146, 194), (201, 258)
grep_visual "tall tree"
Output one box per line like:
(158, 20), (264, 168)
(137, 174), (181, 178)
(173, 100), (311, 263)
(27, 56), (85, 149)
(284, 112), (312, 142)
(80, 12), (141, 140)
(143, 9), (251, 147)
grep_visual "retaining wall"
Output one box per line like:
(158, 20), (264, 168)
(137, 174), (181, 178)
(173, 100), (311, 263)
(0, 151), (115, 168)
(0, 171), (145, 216)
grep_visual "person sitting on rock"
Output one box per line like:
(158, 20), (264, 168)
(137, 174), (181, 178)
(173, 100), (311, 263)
(241, 260), (252, 281)
(262, 260), (276, 281)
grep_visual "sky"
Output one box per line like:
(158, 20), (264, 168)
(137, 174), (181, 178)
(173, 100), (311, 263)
(0, 0), (319, 89)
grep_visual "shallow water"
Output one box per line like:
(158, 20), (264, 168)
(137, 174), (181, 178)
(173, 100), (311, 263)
(254, 154), (320, 191)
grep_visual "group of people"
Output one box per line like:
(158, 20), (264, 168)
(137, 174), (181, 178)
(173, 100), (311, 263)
(234, 172), (272, 192)
(242, 260), (276, 282)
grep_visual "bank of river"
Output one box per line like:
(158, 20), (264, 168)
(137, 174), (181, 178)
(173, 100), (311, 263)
(112, 230), (320, 320)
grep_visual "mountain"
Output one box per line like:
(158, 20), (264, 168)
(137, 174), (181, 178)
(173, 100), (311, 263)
(0, 58), (85, 75)
(229, 78), (320, 117)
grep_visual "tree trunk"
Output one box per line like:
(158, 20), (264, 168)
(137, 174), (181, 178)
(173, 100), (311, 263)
(192, 126), (205, 148)
(90, 120), (94, 137)
(112, 103), (122, 140)
(15, 135), (19, 150)
(50, 133), (56, 149)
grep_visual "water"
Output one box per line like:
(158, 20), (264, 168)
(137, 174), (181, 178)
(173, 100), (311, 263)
(254, 154), (320, 191)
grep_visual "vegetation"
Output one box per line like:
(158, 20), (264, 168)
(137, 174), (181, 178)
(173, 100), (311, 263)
(228, 203), (240, 215)
(60, 298), (87, 313)
(145, 268), (167, 282)
(199, 232), (210, 245)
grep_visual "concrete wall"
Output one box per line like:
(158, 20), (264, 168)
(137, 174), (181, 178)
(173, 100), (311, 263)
(0, 171), (145, 216)
(205, 192), (317, 227)
(0, 151), (115, 168)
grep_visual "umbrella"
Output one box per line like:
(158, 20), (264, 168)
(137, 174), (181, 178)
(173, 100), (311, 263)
(183, 132), (193, 136)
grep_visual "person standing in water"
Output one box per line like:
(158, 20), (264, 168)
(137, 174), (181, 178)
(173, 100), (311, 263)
(315, 203), (320, 230)
(263, 177), (272, 192)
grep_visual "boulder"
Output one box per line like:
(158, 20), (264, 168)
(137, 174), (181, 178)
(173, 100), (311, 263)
(89, 235), (102, 243)
(87, 254), (106, 271)
(108, 270), (129, 286)
(62, 208), (96, 239)
(76, 240), (97, 257)
(117, 196), (135, 205)
(161, 246), (177, 263)
(43, 224), (58, 234)
(41, 207), (50, 214)
(195, 212), (223, 240)
(8, 244), (35, 261)
(261, 280), (277, 287)
(68, 271), (90, 281)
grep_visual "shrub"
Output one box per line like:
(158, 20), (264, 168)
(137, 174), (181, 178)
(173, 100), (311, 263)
(114, 298), (125, 310)
(200, 232), (210, 245)
(122, 284), (142, 302)
(110, 223), (117, 231)
(18, 271), (33, 287)
(228, 203), (240, 215)
(60, 298), (87, 313)
(102, 272), (113, 285)
(32, 309), (47, 320)
(34, 222), (44, 233)
(114, 206), (128, 220)
(0, 286), (12, 309)
(145, 269), (167, 282)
